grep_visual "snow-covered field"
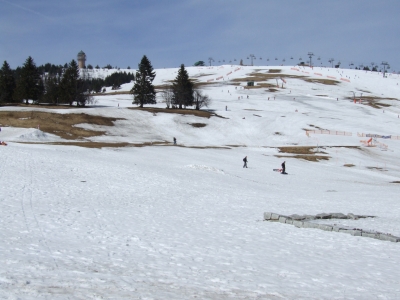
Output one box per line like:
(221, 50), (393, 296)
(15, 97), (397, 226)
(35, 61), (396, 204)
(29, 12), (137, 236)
(1, 65), (400, 299)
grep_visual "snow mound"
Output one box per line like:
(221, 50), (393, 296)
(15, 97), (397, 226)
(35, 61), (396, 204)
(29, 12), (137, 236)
(184, 164), (225, 174)
(17, 129), (59, 142)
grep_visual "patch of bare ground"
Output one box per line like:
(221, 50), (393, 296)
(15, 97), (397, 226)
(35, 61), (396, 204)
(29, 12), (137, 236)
(268, 88), (279, 92)
(344, 164), (356, 167)
(366, 166), (387, 171)
(278, 146), (316, 155)
(274, 146), (331, 161)
(274, 132), (282, 135)
(268, 69), (282, 73)
(346, 96), (397, 109)
(188, 123), (207, 128)
(391, 181), (400, 184)
(303, 78), (340, 85)
(245, 83), (277, 89)
(0, 103), (87, 109)
(275, 154), (330, 162)
(231, 72), (304, 83)
(18, 141), (169, 148)
(93, 91), (130, 96)
(129, 107), (227, 119)
(0, 111), (123, 140)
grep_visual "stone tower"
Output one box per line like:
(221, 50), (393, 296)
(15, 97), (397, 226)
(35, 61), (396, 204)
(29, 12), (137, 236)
(77, 50), (86, 69)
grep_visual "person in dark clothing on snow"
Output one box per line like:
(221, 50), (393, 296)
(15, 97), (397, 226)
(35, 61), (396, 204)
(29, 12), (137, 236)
(281, 161), (286, 174)
(243, 156), (248, 168)
(173, 137), (176, 145)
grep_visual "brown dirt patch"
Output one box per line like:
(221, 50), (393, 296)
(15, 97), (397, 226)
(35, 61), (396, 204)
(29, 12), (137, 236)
(129, 107), (224, 119)
(303, 78), (340, 85)
(0, 111), (123, 140)
(189, 123), (207, 128)
(17, 141), (169, 148)
(275, 154), (330, 162)
(244, 83), (277, 89)
(278, 146), (316, 155)
(391, 181), (400, 184)
(346, 96), (397, 109)
(344, 164), (356, 167)
(268, 69), (282, 73)
(274, 146), (330, 161)
(93, 91), (130, 96)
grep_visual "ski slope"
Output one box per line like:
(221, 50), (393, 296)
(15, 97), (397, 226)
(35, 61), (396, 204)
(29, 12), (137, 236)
(1, 65), (400, 299)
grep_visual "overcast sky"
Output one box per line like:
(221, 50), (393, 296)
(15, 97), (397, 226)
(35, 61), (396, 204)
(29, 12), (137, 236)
(1, 0), (399, 71)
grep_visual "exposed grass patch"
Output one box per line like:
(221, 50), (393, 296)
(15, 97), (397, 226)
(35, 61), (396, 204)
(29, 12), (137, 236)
(344, 164), (356, 167)
(303, 78), (340, 85)
(129, 107), (215, 118)
(390, 181), (400, 184)
(275, 154), (330, 162)
(268, 69), (282, 73)
(278, 146), (316, 155)
(346, 96), (397, 109)
(0, 111), (122, 140)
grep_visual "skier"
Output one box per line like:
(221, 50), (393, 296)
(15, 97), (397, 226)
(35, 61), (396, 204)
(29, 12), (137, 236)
(281, 161), (286, 174)
(243, 156), (248, 168)
(173, 137), (176, 145)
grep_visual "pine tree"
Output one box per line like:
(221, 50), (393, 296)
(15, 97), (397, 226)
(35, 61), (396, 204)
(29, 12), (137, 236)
(0, 61), (16, 104)
(130, 55), (156, 108)
(59, 60), (80, 106)
(42, 75), (60, 105)
(15, 56), (42, 104)
(172, 64), (193, 109)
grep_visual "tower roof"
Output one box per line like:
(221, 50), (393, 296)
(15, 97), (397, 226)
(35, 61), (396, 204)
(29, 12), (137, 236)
(78, 50), (86, 56)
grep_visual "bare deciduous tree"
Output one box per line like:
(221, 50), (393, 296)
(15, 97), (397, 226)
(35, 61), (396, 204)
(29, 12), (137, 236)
(193, 89), (211, 110)
(161, 84), (174, 108)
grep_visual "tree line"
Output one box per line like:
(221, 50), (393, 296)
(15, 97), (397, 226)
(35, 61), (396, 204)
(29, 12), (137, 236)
(1, 55), (211, 110)
(0, 57), (135, 106)
(131, 55), (210, 110)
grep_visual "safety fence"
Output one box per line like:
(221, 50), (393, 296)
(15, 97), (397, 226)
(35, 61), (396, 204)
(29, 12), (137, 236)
(357, 133), (400, 140)
(306, 130), (352, 136)
(290, 67), (352, 83)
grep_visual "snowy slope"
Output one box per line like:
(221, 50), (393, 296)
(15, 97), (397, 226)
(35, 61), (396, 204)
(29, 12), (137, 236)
(1, 65), (400, 299)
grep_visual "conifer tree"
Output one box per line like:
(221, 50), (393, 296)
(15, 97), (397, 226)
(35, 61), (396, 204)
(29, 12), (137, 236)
(0, 61), (16, 104)
(15, 56), (42, 104)
(42, 75), (60, 105)
(130, 55), (156, 108)
(172, 64), (193, 109)
(59, 60), (80, 106)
